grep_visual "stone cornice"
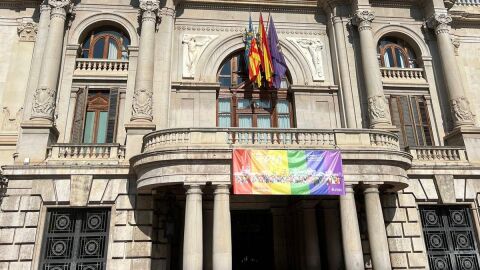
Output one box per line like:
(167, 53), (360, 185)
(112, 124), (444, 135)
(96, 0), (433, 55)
(178, 0), (318, 13)
(0, 0), (41, 9)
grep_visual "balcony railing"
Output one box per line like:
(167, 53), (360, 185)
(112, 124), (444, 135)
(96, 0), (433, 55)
(74, 59), (129, 77)
(456, 0), (480, 6)
(407, 146), (468, 164)
(47, 144), (126, 164)
(142, 128), (400, 153)
(380, 67), (427, 83)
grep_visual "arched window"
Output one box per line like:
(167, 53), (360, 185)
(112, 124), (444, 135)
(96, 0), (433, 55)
(378, 37), (417, 68)
(216, 52), (294, 128)
(80, 27), (130, 60)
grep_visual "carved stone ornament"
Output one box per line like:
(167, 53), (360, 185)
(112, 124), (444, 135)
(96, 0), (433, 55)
(140, 0), (160, 22)
(17, 21), (38, 42)
(182, 34), (217, 78)
(31, 87), (56, 120)
(451, 97), (474, 124)
(286, 37), (325, 81)
(368, 95), (389, 122)
(132, 88), (153, 121)
(352, 10), (375, 31)
(1, 107), (23, 131)
(48, 0), (73, 17)
(426, 13), (452, 35)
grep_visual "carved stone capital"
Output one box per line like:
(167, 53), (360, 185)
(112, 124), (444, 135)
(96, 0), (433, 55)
(31, 87), (56, 120)
(352, 10), (375, 31)
(48, 0), (72, 19)
(426, 13), (452, 35)
(444, 0), (457, 9)
(40, 3), (51, 13)
(367, 95), (389, 124)
(139, 0), (160, 23)
(131, 88), (153, 122)
(160, 7), (176, 18)
(450, 97), (475, 126)
(17, 21), (38, 42)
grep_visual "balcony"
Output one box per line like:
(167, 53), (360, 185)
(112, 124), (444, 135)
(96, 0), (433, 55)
(407, 146), (469, 166)
(380, 67), (428, 86)
(73, 59), (129, 78)
(46, 144), (126, 165)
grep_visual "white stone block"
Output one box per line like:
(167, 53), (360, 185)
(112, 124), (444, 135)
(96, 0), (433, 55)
(398, 194), (417, 208)
(129, 211), (153, 225)
(403, 179), (426, 200)
(403, 223), (421, 237)
(132, 258), (151, 269)
(134, 226), (152, 241)
(455, 178), (466, 201)
(419, 179), (439, 200)
(0, 229), (15, 244)
(19, 244), (34, 260)
(412, 237), (426, 252)
(103, 179), (128, 202)
(114, 226), (133, 241)
(19, 196), (41, 211)
(88, 179), (109, 203)
(108, 259), (131, 270)
(386, 223), (403, 237)
(0, 196), (20, 211)
(24, 212), (39, 227)
(0, 245), (19, 260)
(8, 262), (30, 270)
(383, 208), (407, 222)
(126, 242), (152, 258)
(13, 228), (36, 243)
(54, 179), (71, 203)
(116, 195), (135, 210)
(115, 211), (128, 225)
(0, 212), (25, 228)
(31, 180), (56, 202)
(406, 208), (419, 222)
(70, 175), (92, 207)
(388, 238), (412, 252)
(111, 242), (125, 258)
(136, 196), (153, 210)
(390, 253), (408, 268)
(407, 253), (427, 268)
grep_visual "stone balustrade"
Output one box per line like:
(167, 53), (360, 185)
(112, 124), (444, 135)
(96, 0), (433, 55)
(456, 0), (480, 5)
(47, 144), (126, 164)
(74, 59), (129, 77)
(407, 146), (468, 164)
(142, 128), (400, 152)
(380, 67), (426, 82)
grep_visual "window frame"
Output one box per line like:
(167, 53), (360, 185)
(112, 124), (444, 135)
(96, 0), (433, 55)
(378, 37), (418, 68)
(80, 28), (129, 60)
(83, 90), (110, 144)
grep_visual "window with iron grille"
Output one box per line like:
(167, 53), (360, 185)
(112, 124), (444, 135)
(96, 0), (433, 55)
(420, 205), (480, 270)
(40, 208), (110, 270)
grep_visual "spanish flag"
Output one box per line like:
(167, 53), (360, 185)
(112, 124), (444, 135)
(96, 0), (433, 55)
(248, 37), (262, 87)
(258, 13), (273, 86)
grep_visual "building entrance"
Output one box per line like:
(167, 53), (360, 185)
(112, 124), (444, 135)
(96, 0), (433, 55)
(232, 210), (274, 270)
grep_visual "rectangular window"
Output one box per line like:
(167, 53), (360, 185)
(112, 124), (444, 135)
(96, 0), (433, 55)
(388, 95), (432, 148)
(40, 208), (110, 269)
(420, 206), (480, 270)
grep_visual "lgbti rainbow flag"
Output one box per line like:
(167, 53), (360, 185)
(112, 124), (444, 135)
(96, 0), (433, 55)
(233, 149), (345, 195)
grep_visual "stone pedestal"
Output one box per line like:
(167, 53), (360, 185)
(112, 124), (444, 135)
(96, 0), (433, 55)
(16, 121), (58, 163)
(212, 185), (232, 270)
(183, 185), (203, 270)
(364, 185), (392, 270)
(124, 122), (156, 160)
(445, 127), (480, 164)
(340, 186), (365, 270)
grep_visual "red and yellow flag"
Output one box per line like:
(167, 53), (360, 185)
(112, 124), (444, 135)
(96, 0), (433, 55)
(258, 14), (273, 86)
(248, 37), (262, 87)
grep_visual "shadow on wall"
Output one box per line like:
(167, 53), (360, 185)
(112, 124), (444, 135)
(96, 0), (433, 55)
(0, 171), (7, 206)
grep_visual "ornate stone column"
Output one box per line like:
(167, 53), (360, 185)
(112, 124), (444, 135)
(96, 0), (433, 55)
(31, 0), (72, 121)
(22, 3), (50, 121)
(340, 185), (364, 270)
(131, 0), (159, 122)
(352, 10), (391, 128)
(183, 185), (203, 270)
(364, 185), (391, 270)
(212, 185), (232, 270)
(426, 13), (475, 128)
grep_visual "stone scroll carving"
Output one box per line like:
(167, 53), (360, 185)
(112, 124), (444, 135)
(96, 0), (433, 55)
(17, 21), (38, 42)
(31, 87), (56, 120)
(286, 37), (325, 81)
(368, 95), (389, 123)
(131, 88), (153, 121)
(182, 34), (217, 78)
(451, 97), (474, 124)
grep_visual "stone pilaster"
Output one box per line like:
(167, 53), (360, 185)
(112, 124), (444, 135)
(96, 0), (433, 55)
(352, 10), (392, 128)
(131, 0), (159, 122)
(212, 185), (232, 270)
(30, 0), (72, 121)
(426, 13), (475, 128)
(364, 185), (392, 269)
(340, 185), (365, 270)
(183, 185), (203, 270)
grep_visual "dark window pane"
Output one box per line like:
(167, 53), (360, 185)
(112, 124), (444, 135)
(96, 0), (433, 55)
(93, 38), (105, 58)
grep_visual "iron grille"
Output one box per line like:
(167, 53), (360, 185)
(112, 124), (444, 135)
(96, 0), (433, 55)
(420, 206), (480, 270)
(40, 208), (110, 270)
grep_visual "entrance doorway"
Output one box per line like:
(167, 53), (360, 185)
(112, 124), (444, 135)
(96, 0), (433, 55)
(232, 210), (274, 270)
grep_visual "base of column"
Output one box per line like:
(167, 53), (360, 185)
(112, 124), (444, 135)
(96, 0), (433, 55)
(445, 127), (480, 164)
(17, 120), (58, 164)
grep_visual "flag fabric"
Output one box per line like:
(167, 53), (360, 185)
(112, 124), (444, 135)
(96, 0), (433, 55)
(258, 13), (273, 86)
(244, 15), (254, 71)
(248, 37), (262, 86)
(267, 16), (287, 89)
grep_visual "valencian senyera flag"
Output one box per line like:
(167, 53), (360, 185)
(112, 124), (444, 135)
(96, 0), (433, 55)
(267, 16), (288, 89)
(258, 13), (274, 86)
(248, 37), (262, 86)
(233, 149), (345, 196)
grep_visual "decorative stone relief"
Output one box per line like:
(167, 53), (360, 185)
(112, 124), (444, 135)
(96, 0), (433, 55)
(426, 13), (452, 35)
(1, 107), (23, 131)
(131, 88), (153, 121)
(17, 21), (38, 42)
(139, 0), (160, 22)
(286, 37), (325, 81)
(31, 87), (56, 120)
(352, 10), (375, 31)
(48, 0), (72, 16)
(368, 95), (389, 123)
(450, 97), (474, 124)
(182, 34), (217, 78)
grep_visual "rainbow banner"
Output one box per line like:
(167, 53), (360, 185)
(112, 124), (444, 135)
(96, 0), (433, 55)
(233, 149), (345, 195)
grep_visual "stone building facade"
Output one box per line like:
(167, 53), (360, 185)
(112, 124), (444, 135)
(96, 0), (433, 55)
(1, 0), (480, 269)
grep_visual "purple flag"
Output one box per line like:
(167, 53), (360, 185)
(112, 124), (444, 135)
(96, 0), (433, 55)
(267, 16), (287, 89)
